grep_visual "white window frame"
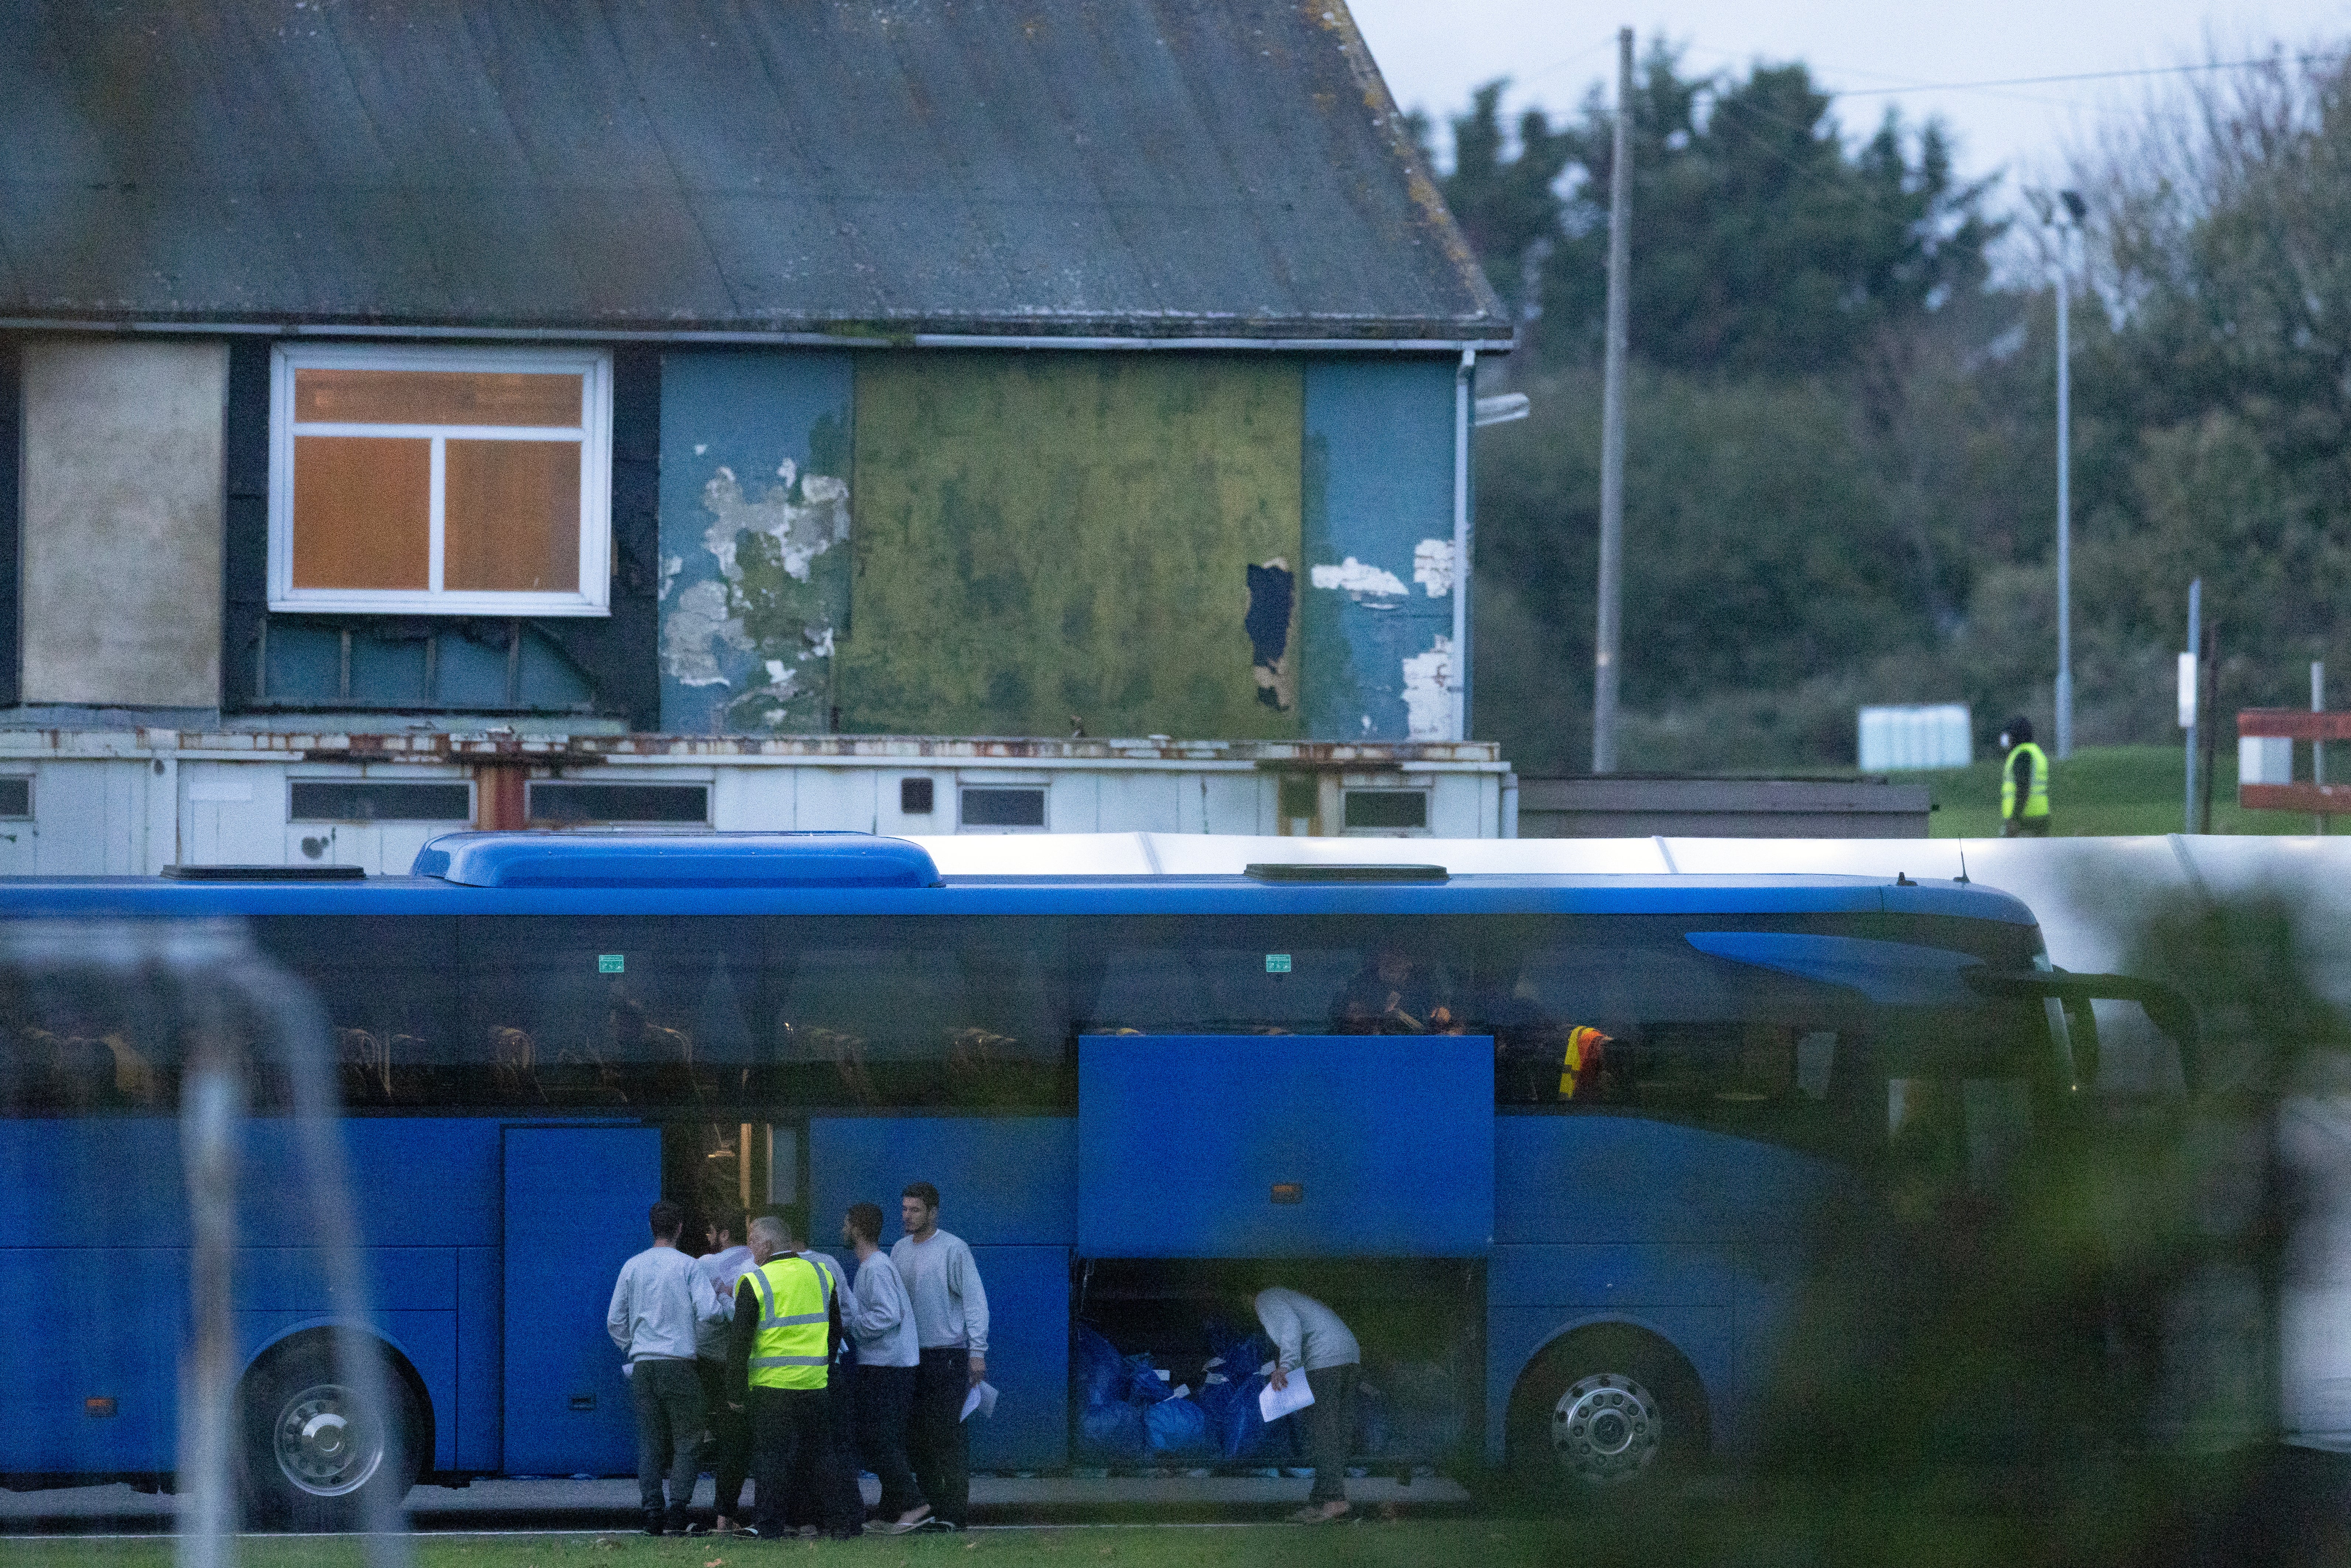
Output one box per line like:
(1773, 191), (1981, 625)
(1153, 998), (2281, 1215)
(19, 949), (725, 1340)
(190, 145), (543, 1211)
(268, 343), (613, 616)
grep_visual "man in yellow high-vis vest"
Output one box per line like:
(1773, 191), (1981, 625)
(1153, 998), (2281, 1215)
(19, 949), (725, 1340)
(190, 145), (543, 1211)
(727, 1214), (854, 1540)
(1997, 716), (2051, 838)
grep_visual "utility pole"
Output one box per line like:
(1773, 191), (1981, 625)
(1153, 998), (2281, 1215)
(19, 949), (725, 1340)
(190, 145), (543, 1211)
(1592, 25), (1633, 774)
(2052, 190), (2085, 760)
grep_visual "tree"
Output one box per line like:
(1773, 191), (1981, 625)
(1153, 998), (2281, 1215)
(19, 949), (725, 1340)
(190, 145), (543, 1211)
(1536, 48), (1998, 380)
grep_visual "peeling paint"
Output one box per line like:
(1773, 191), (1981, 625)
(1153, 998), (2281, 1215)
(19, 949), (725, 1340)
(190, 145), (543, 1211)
(1401, 634), (1452, 741)
(1413, 538), (1454, 598)
(697, 466), (850, 589)
(1310, 556), (1407, 605)
(661, 579), (748, 687)
(658, 351), (855, 734)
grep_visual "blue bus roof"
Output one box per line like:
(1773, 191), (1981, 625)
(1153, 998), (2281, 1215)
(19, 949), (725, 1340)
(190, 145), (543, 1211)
(0, 830), (2035, 923)
(0, 876), (2036, 925)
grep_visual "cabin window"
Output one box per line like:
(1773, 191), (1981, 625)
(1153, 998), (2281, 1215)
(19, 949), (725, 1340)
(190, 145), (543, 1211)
(268, 345), (611, 616)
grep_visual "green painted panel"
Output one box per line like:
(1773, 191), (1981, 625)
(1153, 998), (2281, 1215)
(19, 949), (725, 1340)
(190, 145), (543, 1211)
(839, 354), (1303, 738)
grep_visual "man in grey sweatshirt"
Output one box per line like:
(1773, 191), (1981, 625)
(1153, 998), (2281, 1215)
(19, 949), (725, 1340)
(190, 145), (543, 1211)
(607, 1199), (727, 1535)
(1255, 1286), (1362, 1523)
(892, 1181), (989, 1531)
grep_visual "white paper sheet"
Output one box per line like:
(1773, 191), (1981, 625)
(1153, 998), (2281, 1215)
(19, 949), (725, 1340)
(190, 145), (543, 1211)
(1258, 1373), (1314, 1423)
(960, 1380), (998, 1422)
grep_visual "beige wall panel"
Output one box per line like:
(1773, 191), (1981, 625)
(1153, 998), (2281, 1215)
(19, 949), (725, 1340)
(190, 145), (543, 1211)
(21, 340), (227, 706)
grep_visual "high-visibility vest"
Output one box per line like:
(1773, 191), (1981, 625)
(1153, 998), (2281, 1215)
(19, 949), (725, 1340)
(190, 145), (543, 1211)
(2002, 742), (2051, 821)
(1560, 1026), (1610, 1099)
(745, 1254), (833, 1390)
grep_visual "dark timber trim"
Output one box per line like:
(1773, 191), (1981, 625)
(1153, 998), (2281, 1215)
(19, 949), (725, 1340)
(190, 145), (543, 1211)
(220, 338), (271, 711)
(0, 335), (20, 709)
(218, 341), (660, 727)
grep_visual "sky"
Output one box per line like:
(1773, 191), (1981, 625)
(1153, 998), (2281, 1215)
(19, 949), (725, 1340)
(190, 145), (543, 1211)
(1348, 0), (2351, 199)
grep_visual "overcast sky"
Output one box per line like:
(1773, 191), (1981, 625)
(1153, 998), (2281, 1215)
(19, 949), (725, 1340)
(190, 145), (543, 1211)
(1348, 0), (2351, 197)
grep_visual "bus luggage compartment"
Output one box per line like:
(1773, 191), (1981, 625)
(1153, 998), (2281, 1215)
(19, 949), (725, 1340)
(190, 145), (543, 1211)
(1077, 1034), (1494, 1258)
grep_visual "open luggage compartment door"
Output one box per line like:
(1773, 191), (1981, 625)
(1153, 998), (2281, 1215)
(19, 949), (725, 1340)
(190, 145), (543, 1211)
(1078, 1034), (1493, 1257)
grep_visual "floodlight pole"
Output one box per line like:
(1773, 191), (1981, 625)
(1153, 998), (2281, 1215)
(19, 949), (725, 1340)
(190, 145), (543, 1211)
(1592, 25), (1633, 774)
(2054, 219), (2075, 760)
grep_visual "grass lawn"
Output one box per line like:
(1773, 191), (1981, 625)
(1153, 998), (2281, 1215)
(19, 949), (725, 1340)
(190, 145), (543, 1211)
(1915, 742), (2340, 838)
(0, 1512), (2042, 1568)
(0, 1523), (1608, 1568)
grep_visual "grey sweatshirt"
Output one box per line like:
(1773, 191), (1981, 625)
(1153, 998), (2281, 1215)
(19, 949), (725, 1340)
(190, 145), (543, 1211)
(848, 1249), (922, 1368)
(692, 1243), (755, 1360)
(608, 1243), (726, 1363)
(891, 1228), (989, 1357)
(1254, 1287), (1360, 1373)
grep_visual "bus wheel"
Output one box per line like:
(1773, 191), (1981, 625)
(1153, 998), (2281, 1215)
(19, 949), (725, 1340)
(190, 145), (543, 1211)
(240, 1336), (421, 1531)
(1507, 1328), (1703, 1503)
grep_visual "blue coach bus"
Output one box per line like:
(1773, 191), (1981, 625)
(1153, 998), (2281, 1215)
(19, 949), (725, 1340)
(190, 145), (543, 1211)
(0, 832), (2180, 1526)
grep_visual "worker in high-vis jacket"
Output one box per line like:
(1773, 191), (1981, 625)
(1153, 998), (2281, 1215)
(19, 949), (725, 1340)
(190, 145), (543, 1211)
(727, 1214), (856, 1540)
(1998, 716), (2051, 838)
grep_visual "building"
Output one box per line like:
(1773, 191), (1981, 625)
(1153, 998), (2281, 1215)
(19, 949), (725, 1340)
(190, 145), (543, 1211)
(0, 0), (1514, 872)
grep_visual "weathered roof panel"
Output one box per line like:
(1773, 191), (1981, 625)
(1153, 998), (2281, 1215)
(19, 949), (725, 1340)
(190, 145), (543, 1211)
(0, 0), (1508, 341)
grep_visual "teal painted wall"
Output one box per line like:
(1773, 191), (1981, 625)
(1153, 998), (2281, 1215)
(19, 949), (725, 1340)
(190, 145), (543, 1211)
(1300, 359), (1460, 741)
(657, 351), (854, 734)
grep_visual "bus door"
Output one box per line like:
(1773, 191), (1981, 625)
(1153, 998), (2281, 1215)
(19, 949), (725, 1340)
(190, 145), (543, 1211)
(502, 1124), (660, 1475)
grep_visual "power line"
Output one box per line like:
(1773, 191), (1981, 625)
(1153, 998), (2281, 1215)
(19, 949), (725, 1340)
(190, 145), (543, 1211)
(1831, 53), (2343, 99)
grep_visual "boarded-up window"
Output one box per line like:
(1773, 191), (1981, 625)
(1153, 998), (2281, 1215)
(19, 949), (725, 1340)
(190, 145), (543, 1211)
(269, 348), (612, 616)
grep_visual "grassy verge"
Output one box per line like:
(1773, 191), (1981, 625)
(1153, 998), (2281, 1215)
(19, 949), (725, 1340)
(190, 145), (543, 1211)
(1917, 742), (2337, 838)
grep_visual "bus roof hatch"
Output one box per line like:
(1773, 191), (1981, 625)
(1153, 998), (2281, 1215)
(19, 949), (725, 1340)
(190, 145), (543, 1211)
(412, 831), (944, 889)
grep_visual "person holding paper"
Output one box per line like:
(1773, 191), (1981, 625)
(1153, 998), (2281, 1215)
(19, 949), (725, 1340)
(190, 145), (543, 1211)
(1254, 1286), (1361, 1523)
(842, 1201), (930, 1534)
(894, 1181), (989, 1532)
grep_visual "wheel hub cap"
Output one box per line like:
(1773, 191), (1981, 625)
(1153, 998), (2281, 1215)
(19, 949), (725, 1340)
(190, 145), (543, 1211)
(274, 1383), (383, 1496)
(1549, 1372), (1661, 1485)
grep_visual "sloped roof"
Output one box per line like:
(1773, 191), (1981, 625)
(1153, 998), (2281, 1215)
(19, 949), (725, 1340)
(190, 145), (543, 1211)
(0, 0), (1508, 342)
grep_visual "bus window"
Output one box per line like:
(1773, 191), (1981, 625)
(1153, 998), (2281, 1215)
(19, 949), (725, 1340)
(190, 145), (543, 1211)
(1476, 917), (1873, 1153)
(0, 982), (162, 1112)
(1075, 917), (1471, 1037)
(461, 917), (761, 1108)
(765, 917), (1069, 1108)
(257, 916), (458, 1108)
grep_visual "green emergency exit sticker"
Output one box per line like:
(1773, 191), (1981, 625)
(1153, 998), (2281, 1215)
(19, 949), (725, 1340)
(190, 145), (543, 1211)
(1265, 953), (1292, 974)
(598, 954), (625, 973)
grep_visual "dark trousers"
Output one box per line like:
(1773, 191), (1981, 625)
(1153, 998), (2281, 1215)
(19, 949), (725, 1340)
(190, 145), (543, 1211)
(694, 1357), (751, 1519)
(1299, 1364), (1359, 1505)
(750, 1384), (851, 1538)
(785, 1369), (866, 1529)
(855, 1362), (923, 1519)
(909, 1347), (971, 1527)
(629, 1357), (706, 1520)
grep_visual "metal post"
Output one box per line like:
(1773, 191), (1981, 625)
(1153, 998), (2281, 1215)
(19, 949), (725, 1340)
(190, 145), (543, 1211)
(2054, 259), (2073, 759)
(2198, 618), (2220, 836)
(1452, 348), (1474, 741)
(2315, 661), (2327, 835)
(1591, 25), (1633, 775)
(2184, 579), (2200, 835)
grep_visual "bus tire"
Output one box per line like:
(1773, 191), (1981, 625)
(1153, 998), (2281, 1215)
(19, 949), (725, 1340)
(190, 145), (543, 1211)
(239, 1334), (422, 1531)
(1505, 1326), (1704, 1506)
